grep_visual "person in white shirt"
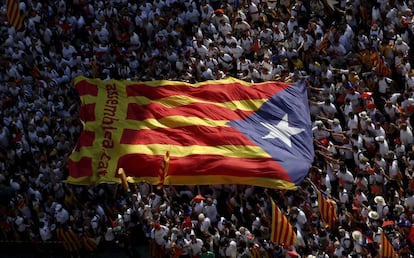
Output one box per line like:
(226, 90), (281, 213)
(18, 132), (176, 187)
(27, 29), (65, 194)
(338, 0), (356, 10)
(200, 65), (215, 81)
(61, 41), (77, 60)
(404, 191), (414, 211)
(341, 98), (354, 122)
(217, 51), (234, 73)
(375, 135), (390, 158)
(198, 213), (211, 237)
(312, 120), (330, 140)
(374, 196), (389, 220)
(149, 192), (162, 211)
(150, 222), (169, 257)
(39, 221), (52, 241)
(186, 234), (204, 257)
(400, 122), (413, 147)
(290, 206), (307, 234)
(337, 164), (354, 192)
(202, 198), (218, 224)
(224, 239), (237, 258)
(384, 101), (400, 122)
(338, 186), (350, 208)
(229, 42), (244, 61)
(54, 203), (70, 225)
(345, 88), (361, 111)
(347, 112), (359, 132)
(320, 99), (338, 119)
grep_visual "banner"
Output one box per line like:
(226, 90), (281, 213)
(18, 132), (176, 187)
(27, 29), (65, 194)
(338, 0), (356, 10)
(67, 77), (314, 190)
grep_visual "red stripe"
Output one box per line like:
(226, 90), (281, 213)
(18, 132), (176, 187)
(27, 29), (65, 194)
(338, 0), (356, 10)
(74, 131), (95, 151)
(126, 102), (255, 121)
(76, 80), (99, 96)
(271, 204), (279, 243)
(79, 103), (96, 122)
(68, 157), (93, 178)
(273, 207), (282, 244)
(281, 214), (294, 246)
(118, 154), (291, 181)
(282, 215), (294, 246)
(272, 201), (296, 247)
(125, 81), (289, 101)
(120, 126), (255, 146)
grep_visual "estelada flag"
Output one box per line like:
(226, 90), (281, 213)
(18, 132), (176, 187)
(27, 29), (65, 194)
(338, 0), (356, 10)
(270, 199), (296, 247)
(317, 188), (338, 229)
(6, 0), (23, 30)
(381, 231), (396, 258)
(67, 76), (314, 189)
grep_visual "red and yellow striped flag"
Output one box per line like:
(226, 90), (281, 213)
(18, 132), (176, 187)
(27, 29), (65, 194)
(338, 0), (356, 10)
(6, 0), (23, 29)
(317, 189), (338, 229)
(381, 231), (396, 258)
(270, 199), (296, 247)
(67, 77), (314, 189)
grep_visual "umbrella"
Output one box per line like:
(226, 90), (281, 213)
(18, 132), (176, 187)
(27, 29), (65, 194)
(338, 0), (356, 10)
(382, 221), (395, 228)
(365, 102), (376, 109)
(361, 92), (373, 99)
(192, 194), (205, 202)
(214, 9), (225, 14)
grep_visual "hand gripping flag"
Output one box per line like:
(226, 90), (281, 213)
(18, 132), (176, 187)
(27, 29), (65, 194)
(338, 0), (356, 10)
(67, 77), (314, 189)
(270, 199), (296, 247)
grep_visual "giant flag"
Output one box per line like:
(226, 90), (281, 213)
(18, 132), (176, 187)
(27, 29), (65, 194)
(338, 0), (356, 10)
(270, 199), (296, 247)
(6, 0), (23, 30)
(67, 76), (314, 190)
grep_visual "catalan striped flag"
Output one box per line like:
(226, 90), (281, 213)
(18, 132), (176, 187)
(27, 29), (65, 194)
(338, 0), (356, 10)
(381, 231), (396, 258)
(67, 77), (314, 189)
(270, 199), (296, 247)
(6, 0), (23, 30)
(317, 188), (338, 229)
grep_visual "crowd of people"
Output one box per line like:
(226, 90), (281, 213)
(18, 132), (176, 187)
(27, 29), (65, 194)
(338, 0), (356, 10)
(1, 0), (414, 257)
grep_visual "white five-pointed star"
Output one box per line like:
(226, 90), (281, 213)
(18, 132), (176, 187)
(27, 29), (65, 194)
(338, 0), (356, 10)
(261, 114), (305, 147)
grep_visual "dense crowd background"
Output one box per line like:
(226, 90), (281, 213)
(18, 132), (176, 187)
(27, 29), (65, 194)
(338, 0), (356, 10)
(1, 0), (414, 257)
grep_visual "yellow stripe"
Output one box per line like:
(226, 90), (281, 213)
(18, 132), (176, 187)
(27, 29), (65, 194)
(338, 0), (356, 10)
(74, 76), (272, 88)
(130, 95), (267, 111)
(87, 116), (230, 130)
(81, 93), (267, 112)
(164, 175), (297, 190)
(70, 144), (271, 160)
(66, 175), (297, 190)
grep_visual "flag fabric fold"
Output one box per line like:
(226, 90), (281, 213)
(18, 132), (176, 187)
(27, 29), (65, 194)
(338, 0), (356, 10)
(381, 231), (396, 258)
(156, 151), (170, 189)
(67, 77), (314, 189)
(270, 199), (296, 247)
(316, 188), (338, 229)
(6, 0), (23, 29)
